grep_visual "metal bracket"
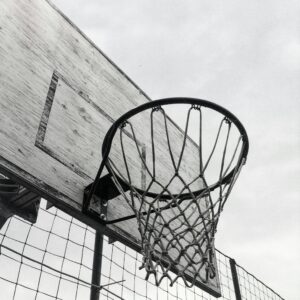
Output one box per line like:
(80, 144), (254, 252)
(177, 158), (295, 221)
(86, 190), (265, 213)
(85, 174), (129, 201)
(83, 174), (130, 224)
(83, 173), (184, 225)
(83, 188), (107, 224)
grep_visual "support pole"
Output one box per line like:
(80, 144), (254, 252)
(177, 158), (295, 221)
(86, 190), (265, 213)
(229, 258), (242, 300)
(90, 231), (104, 300)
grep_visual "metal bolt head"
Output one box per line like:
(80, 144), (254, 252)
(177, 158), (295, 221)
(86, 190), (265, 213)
(100, 213), (106, 220)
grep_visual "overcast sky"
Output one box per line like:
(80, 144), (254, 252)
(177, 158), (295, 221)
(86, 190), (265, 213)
(51, 1), (300, 299)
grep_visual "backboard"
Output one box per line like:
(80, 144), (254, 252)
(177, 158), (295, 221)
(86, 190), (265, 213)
(0, 0), (221, 296)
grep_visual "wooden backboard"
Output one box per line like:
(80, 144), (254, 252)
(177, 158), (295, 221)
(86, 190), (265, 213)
(0, 0), (221, 295)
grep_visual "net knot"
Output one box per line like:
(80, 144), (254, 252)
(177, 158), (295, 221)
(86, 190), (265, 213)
(152, 106), (162, 112)
(192, 104), (201, 110)
(120, 121), (128, 128)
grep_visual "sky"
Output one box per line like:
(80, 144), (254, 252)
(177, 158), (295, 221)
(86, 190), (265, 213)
(51, 1), (300, 299)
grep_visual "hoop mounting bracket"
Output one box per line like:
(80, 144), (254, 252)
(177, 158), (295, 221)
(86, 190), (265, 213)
(83, 174), (130, 223)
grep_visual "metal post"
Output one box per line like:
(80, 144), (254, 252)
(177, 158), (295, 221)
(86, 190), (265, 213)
(229, 258), (242, 300)
(90, 231), (104, 300)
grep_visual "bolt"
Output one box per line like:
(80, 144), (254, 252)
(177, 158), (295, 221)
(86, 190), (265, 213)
(100, 214), (106, 220)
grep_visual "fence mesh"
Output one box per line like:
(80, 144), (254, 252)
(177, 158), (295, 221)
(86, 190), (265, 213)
(236, 264), (284, 300)
(0, 199), (284, 300)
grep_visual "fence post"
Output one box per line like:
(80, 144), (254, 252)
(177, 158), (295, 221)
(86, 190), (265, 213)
(90, 231), (104, 300)
(229, 258), (242, 300)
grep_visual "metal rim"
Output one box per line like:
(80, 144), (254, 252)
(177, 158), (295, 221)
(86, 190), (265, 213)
(101, 97), (249, 199)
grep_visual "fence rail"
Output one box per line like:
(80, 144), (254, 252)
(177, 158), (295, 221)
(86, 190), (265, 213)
(0, 200), (284, 300)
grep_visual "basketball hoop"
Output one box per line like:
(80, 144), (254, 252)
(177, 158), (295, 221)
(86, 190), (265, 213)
(85, 98), (249, 287)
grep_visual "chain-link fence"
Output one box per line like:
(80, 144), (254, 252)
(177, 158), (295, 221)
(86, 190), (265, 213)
(0, 200), (284, 300)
